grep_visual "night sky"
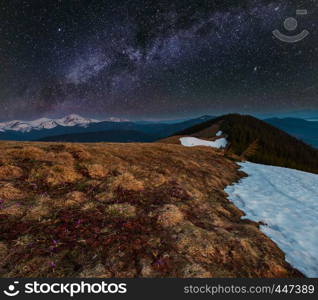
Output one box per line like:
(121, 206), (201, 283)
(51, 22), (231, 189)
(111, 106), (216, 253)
(0, 0), (317, 121)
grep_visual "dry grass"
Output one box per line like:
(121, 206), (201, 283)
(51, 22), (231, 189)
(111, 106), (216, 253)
(110, 172), (144, 191)
(50, 151), (75, 165)
(0, 204), (25, 218)
(64, 191), (87, 206)
(0, 242), (8, 261)
(0, 141), (303, 278)
(29, 165), (82, 187)
(105, 203), (137, 219)
(156, 204), (184, 228)
(85, 164), (108, 179)
(6, 146), (47, 161)
(0, 165), (23, 180)
(0, 183), (24, 200)
(181, 263), (212, 278)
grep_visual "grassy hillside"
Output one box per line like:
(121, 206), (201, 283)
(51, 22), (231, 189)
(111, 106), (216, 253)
(177, 114), (318, 174)
(0, 141), (302, 278)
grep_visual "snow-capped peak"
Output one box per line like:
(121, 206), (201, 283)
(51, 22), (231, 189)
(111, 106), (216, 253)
(0, 114), (106, 133)
(55, 114), (99, 127)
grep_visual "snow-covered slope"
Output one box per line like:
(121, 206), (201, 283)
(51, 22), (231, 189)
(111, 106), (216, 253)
(0, 114), (126, 133)
(225, 162), (318, 277)
(180, 137), (227, 149)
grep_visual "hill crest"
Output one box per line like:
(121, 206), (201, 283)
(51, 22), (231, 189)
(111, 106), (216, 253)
(174, 114), (318, 174)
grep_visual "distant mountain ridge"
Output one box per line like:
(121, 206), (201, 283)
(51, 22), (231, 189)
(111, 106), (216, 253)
(37, 115), (215, 143)
(0, 114), (128, 133)
(1, 114), (318, 151)
(0, 115), (215, 142)
(264, 117), (318, 148)
(38, 130), (155, 143)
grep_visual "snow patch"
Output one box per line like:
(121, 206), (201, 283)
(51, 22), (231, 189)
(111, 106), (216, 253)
(180, 137), (227, 149)
(216, 130), (223, 137)
(225, 162), (318, 277)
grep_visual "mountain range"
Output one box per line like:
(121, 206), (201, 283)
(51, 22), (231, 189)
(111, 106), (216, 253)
(0, 114), (126, 133)
(264, 118), (318, 148)
(0, 114), (317, 149)
(0, 115), (215, 142)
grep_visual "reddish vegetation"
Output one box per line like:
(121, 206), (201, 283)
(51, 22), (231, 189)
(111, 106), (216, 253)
(0, 141), (303, 277)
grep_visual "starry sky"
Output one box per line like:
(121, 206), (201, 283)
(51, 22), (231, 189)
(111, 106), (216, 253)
(0, 0), (317, 121)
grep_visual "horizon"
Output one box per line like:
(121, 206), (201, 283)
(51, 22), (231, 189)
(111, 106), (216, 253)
(1, 110), (318, 124)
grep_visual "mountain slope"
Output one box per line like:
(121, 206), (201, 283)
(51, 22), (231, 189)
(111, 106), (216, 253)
(0, 141), (302, 278)
(175, 114), (318, 174)
(226, 162), (318, 277)
(265, 118), (318, 148)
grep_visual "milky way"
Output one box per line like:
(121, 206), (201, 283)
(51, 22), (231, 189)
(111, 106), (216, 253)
(0, 0), (317, 120)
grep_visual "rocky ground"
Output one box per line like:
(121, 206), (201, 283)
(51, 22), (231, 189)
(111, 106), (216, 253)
(0, 141), (303, 277)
